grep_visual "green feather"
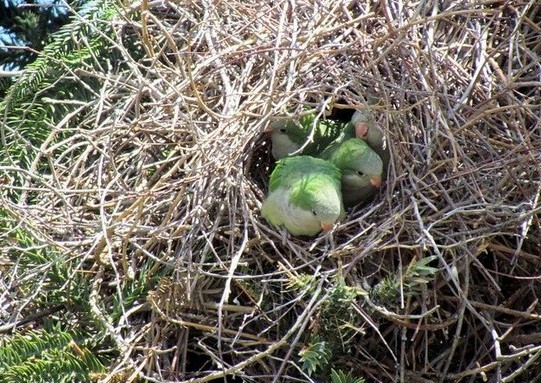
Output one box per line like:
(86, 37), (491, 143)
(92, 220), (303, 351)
(269, 113), (346, 159)
(262, 156), (344, 236)
(269, 155), (341, 192)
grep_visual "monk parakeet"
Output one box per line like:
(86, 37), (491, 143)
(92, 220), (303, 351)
(351, 110), (390, 176)
(261, 156), (345, 236)
(322, 138), (383, 207)
(268, 113), (344, 160)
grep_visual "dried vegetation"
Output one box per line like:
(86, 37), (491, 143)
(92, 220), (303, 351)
(2, 1), (541, 382)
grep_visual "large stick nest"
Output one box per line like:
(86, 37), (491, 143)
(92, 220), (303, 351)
(4, 1), (541, 382)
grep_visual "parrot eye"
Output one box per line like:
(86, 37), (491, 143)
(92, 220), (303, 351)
(357, 171), (365, 176)
(279, 128), (287, 133)
(311, 210), (317, 216)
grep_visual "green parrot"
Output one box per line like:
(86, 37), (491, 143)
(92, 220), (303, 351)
(351, 109), (390, 176)
(322, 138), (383, 207)
(261, 156), (345, 236)
(268, 113), (344, 160)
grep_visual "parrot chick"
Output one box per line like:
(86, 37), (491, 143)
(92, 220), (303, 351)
(262, 156), (345, 236)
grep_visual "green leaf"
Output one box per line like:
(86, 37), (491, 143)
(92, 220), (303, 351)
(299, 338), (331, 376)
(330, 368), (366, 383)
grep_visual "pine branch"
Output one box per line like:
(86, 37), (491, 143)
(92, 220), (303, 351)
(0, 327), (105, 383)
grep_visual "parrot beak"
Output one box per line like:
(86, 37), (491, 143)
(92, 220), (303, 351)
(355, 122), (368, 138)
(320, 221), (334, 233)
(370, 176), (382, 188)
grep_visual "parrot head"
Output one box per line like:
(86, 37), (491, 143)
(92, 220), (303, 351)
(289, 172), (344, 233)
(266, 119), (308, 159)
(351, 109), (374, 138)
(332, 139), (383, 189)
(351, 109), (386, 149)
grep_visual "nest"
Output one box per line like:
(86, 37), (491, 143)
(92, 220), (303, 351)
(3, 1), (541, 382)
